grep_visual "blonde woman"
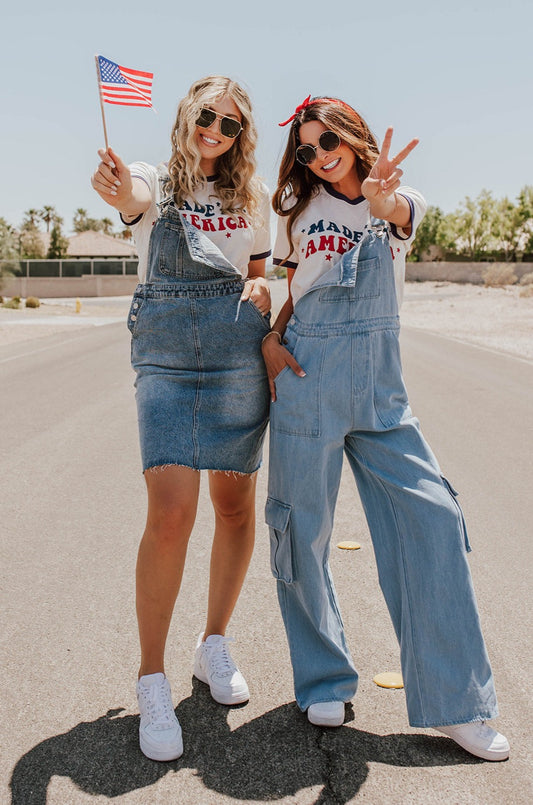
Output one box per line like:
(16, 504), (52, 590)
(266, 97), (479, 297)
(91, 76), (271, 761)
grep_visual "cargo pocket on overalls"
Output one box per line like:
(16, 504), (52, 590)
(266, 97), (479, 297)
(265, 497), (294, 582)
(441, 475), (471, 552)
(127, 295), (144, 335)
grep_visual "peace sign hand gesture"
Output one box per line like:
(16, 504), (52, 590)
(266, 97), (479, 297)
(362, 128), (419, 220)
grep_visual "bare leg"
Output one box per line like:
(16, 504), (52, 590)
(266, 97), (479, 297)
(136, 465), (200, 678)
(203, 471), (257, 639)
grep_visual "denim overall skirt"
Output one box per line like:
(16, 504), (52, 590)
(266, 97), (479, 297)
(127, 201), (270, 474)
(266, 228), (498, 727)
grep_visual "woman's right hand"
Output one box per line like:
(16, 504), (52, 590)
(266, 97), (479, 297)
(262, 334), (306, 402)
(90, 147), (133, 209)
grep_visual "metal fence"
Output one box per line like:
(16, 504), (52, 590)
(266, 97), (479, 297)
(0, 259), (139, 278)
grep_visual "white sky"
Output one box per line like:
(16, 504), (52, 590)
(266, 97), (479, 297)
(2, 0), (531, 233)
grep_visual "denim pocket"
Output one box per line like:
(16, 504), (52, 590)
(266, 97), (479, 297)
(441, 475), (471, 552)
(158, 221), (187, 277)
(318, 257), (380, 301)
(271, 334), (324, 437)
(265, 497), (294, 582)
(244, 298), (272, 330)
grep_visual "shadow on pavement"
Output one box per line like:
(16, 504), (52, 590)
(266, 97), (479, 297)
(10, 679), (479, 804)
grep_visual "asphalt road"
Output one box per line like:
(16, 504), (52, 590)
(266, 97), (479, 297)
(1, 319), (532, 805)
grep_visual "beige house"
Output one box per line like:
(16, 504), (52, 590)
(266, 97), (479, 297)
(4, 230), (139, 298)
(32, 230), (137, 258)
(66, 231), (137, 258)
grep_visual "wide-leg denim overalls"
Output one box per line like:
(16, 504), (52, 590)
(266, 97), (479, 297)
(266, 227), (498, 727)
(128, 200), (270, 474)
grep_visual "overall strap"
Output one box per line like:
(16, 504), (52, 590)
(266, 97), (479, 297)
(155, 163), (174, 216)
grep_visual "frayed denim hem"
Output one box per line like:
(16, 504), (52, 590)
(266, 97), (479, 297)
(144, 462), (259, 478)
(144, 462), (199, 474)
(210, 468), (258, 479)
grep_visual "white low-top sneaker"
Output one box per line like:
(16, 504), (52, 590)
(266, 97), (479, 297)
(136, 673), (183, 761)
(193, 632), (249, 705)
(437, 721), (510, 761)
(307, 701), (345, 727)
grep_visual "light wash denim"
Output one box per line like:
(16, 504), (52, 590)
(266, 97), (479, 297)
(266, 227), (498, 727)
(128, 201), (270, 473)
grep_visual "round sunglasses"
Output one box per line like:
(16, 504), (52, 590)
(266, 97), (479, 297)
(296, 130), (341, 165)
(196, 108), (243, 139)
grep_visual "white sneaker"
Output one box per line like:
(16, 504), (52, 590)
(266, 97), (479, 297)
(437, 721), (510, 761)
(307, 701), (345, 727)
(193, 632), (249, 705)
(136, 672), (183, 761)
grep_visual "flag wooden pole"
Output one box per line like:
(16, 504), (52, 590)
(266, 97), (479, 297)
(94, 55), (109, 151)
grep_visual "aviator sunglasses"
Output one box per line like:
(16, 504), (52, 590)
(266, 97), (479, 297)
(296, 130), (341, 165)
(196, 107), (243, 139)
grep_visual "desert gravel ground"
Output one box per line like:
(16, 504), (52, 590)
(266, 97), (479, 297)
(400, 282), (533, 362)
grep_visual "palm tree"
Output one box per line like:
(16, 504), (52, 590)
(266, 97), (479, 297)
(101, 217), (115, 236)
(22, 209), (41, 229)
(39, 205), (57, 233)
(73, 208), (89, 233)
(73, 208), (103, 233)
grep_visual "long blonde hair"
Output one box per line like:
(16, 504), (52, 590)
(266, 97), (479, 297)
(272, 98), (380, 263)
(167, 76), (262, 222)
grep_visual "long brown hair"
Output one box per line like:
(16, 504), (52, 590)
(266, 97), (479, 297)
(272, 98), (379, 263)
(167, 76), (262, 223)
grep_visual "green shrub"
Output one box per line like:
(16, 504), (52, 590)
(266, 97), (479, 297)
(519, 272), (533, 286)
(25, 296), (41, 308)
(482, 265), (518, 287)
(2, 296), (21, 309)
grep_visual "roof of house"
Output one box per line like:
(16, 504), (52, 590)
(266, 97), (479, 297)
(66, 231), (137, 257)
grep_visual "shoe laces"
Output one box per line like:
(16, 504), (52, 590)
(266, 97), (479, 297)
(205, 637), (237, 678)
(140, 679), (176, 730)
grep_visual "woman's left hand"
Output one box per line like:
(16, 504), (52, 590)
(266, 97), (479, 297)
(240, 277), (271, 315)
(362, 127), (419, 203)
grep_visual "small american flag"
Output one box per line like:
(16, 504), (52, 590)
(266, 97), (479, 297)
(97, 55), (153, 108)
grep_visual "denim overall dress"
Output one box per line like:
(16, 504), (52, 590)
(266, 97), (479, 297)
(127, 200), (270, 474)
(266, 227), (498, 727)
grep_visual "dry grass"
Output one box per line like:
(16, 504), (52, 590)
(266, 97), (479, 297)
(483, 265), (518, 287)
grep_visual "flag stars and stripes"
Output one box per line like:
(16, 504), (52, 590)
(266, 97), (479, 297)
(97, 55), (154, 108)
(99, 62), (127, 84)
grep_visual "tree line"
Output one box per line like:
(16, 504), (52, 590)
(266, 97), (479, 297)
(2, 186), (533, 266)
(410, 186), (533, 262)
(0, 206), (132, 263)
